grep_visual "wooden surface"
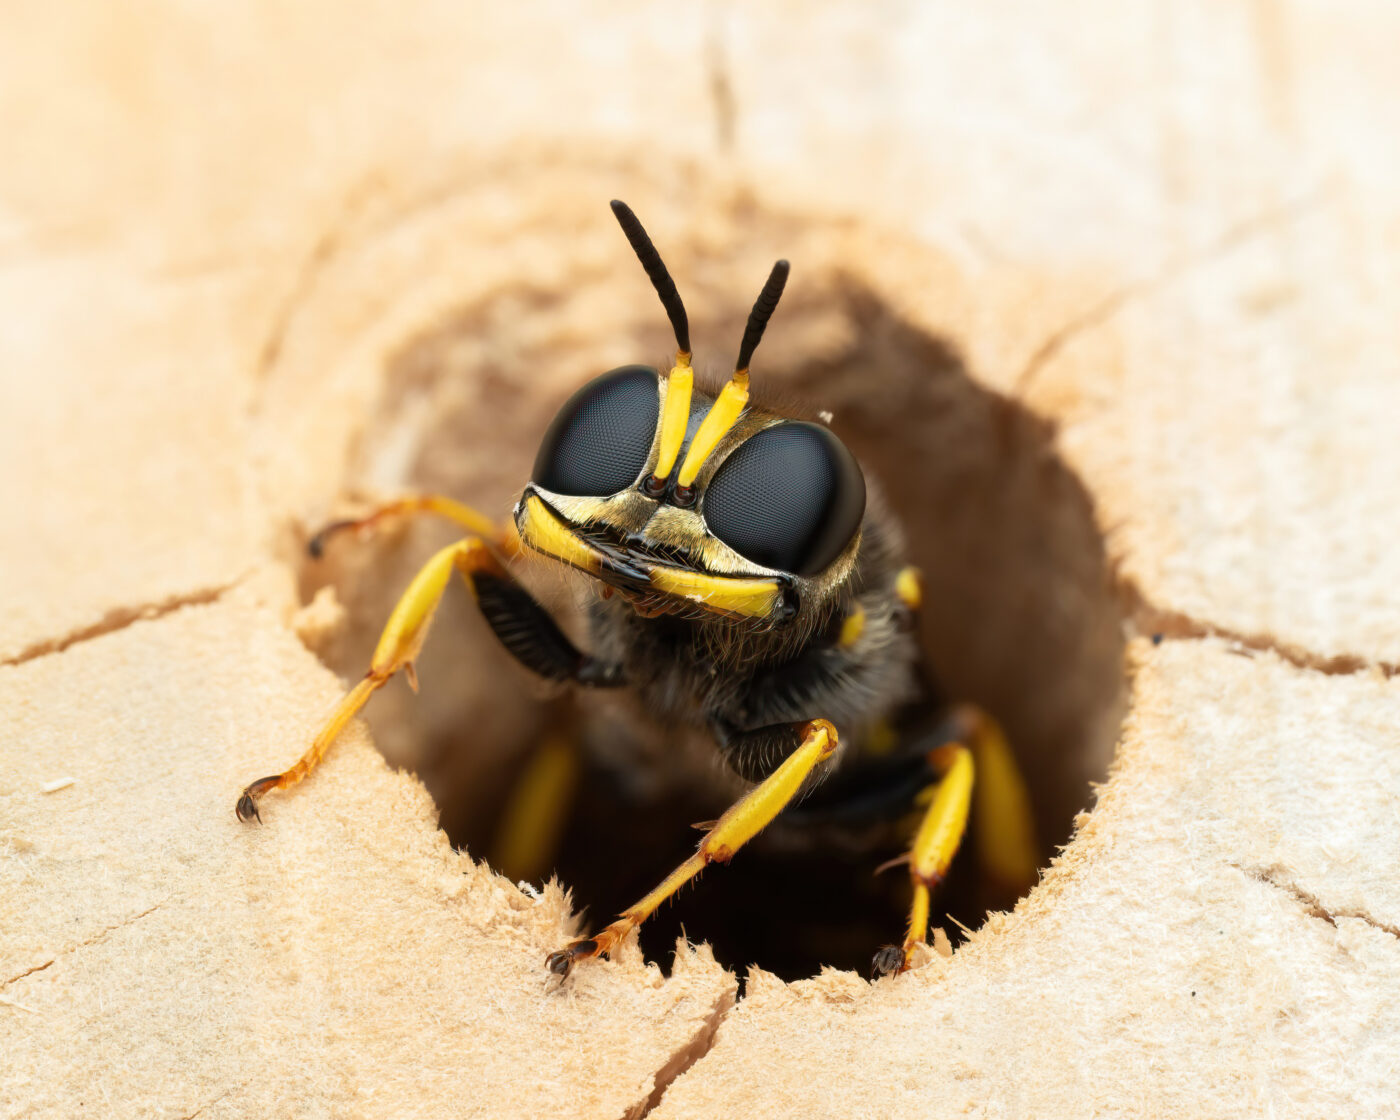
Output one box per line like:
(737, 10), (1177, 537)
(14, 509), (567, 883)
(3, 3), (1398, 1117)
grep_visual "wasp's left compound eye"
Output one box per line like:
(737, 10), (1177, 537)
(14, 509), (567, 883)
(702, 422), (866, 576)
(532, 365), (660, 497)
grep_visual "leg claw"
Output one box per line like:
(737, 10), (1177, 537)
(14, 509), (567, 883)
(545, 937), (599, 979)
(871, 945), (907, 978)
(307, 519), (356, 560)
(235, 775), (280, 823)
(235, 792), (261, 823)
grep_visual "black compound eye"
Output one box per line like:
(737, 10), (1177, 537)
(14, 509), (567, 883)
(702, 422), (866, 576)
(532, 365), (660, 497)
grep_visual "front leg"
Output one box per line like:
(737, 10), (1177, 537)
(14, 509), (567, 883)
(546, 719), (839, 977)
(310, 496), (623, 689)
(236, 533), (621, 822)
(471, 568), (624, 687)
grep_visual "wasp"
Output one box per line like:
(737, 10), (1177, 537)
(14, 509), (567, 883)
(237, 201), (1039, 978)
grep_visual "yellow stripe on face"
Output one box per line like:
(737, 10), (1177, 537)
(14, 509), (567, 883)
(517, 494), (604, 575)
(647, 563), (781, 619)
(518, 493), (782, 619)
(652, 357), (693, 482)
(676, 370), (749, 488)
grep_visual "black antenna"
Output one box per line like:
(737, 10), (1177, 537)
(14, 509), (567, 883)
(610, 200), (690, 355)
(735, 259), (789, 372)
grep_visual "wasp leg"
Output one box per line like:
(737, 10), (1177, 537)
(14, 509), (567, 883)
(307, 493), (517, 558)
(489, 728), (580, 883)
(872, 741), (973, 977)
(956, 704), (1038, 895)
(236, 537), (621, 821)
(545, 719), (840, 977)
(871, 706), (1036, 976)
(472, 568), (625, 687)
(237, 538), (496, 821)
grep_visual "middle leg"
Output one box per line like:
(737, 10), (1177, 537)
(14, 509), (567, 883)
(545, 718), (840, 977)
(871, 740), (973, 977)
(871, 705), (1037, 976)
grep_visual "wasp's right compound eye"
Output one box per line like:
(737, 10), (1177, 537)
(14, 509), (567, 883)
(532, 365), (661, 497)
(702, 421), (866, 576)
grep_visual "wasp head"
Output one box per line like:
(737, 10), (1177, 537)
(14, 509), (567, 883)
(513, 203), (866, 632)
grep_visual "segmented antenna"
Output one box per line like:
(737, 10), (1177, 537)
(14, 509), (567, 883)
(735, 259), (790, 372)
(610, 200), (691, 355)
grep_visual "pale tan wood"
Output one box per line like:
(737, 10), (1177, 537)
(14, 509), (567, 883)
(655, 641), (1400, 1118)
(3, 2), (1397, 1117)
(1, 588), (735, 1118)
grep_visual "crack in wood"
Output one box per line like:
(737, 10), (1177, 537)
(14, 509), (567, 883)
(630, 977), (737, 1120)
(1, 958), (55, 990)
(250, 193), (364, 390)
(1014, 182), (1334, 398)
(3, 899), (167, 990)
(1122, 579), (1398, 680)
(0, 575), (250, 669)
(176, 1079), (247, 1120)
(1233, 863), (1400, 941)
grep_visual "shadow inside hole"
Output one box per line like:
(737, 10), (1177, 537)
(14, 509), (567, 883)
(303, 273), (1125, 983)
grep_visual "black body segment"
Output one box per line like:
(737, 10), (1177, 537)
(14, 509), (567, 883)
(733, 641), (866, 730)
(703, 422), (866, 575)
(532, 365), (659, 497)
(474, 572), (624, 687)
(584, 494), (917, 779)
(710, 718), (810, 784)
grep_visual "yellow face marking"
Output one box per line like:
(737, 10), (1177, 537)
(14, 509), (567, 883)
(518, 493), (782, 619)
(676, 369), (750, 488)
(517, 494), (604, 575)
(646, 564), (781, 619)
(652, 356), (693, 482)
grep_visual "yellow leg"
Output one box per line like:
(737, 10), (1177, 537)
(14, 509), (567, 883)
(872, 742), (974, 976)
(490, 729), (580, 883)
(956, 704), (1038, 894)
(873, 706), (1037, 976)
(546, 719), (840, 977)
(235, 537), (504, 822)
(307, 494), (518, 559)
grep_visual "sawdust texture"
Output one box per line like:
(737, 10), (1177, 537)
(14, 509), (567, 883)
(4, 2), (1399, 1117)
(1, 592), (734, 1118)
